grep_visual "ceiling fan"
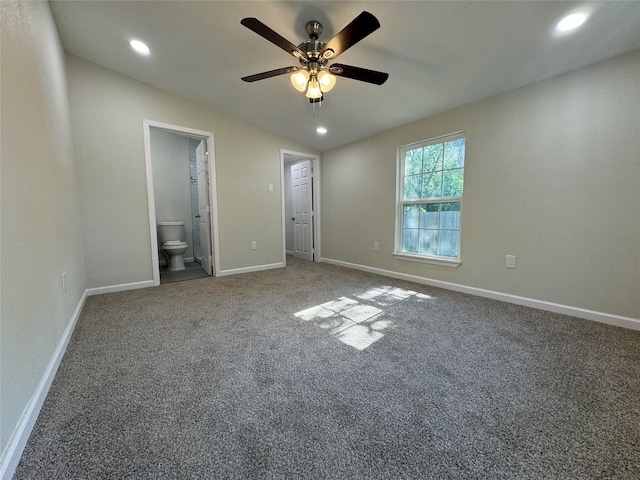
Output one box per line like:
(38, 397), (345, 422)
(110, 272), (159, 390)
(241, 11), (389, 103)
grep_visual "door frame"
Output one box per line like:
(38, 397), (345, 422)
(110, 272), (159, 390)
(280, 149), (321, 263)
(143, 119), (221, 285)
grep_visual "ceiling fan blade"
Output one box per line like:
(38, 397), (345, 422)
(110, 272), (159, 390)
(319, 11), (380, 60)
(241, 66), (300, 83)
(241, 18), (308, 60)
(330, 64), (389, 85)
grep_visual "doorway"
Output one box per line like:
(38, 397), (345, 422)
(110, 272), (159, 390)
(143, 120), (220, 285)
(281, 150), (320, 263)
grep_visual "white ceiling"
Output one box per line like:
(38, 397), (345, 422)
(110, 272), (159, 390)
(50, 1), (640, 152)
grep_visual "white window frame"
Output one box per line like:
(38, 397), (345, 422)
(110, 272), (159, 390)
(393, 132), (465, 268)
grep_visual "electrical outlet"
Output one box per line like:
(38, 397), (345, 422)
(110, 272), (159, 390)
(251, 241), (257, 250)
(373, 242), (379, 251)
(61, 273), (67, 293)
(268, 184), (273, 192)
(506, 255), (516, 269)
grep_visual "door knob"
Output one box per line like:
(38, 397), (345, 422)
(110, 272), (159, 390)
(291, 217), (295, 221)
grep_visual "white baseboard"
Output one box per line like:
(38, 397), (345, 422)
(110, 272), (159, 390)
(86, 280), (154, 296)
(218, 262), (284, 277)
(0, 290), (88, 480)
(320, 257), (640, 331)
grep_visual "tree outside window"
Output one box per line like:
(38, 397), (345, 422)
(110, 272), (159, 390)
(396, 134), (465, 263)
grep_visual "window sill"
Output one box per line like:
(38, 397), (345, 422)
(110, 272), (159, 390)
(392, 252), (461, 268)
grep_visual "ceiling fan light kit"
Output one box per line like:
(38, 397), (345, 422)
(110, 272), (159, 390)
(241, 11), (389, 107)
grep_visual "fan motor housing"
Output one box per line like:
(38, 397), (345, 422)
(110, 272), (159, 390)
(298, 40), (327, 65)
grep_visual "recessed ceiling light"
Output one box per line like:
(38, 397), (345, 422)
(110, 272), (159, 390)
(129, 39), (150, 56)
(316, 127), (327, 135)
(555, 12), (587, 33)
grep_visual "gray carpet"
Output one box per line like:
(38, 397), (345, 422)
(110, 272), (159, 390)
(14, 257), (640, 479)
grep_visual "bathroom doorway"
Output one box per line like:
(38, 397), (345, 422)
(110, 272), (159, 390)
(143, 120), (220, 286)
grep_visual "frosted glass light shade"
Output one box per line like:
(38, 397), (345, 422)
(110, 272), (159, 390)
(306, 77), (322, 99)
(291, 70), (310, 92)
(318, 70), (336, 92)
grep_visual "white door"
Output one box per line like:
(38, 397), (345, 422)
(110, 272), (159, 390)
(291, 160), (313, 261)
(196, 140), (213, 275)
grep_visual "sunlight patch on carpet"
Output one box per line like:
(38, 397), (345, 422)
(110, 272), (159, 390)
(295, 286), (432, 350)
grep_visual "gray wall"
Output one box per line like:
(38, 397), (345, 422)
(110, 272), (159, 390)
(65, 54), (318, 287)
(321, 50), (640, 320)
(1, 0), (86, 460)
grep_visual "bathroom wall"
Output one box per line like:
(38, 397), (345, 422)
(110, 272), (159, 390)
(1, 0), (86, 471)
(150, 129), (193, 261)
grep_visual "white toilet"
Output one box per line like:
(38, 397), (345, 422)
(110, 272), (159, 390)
(157, 221), (188, 271)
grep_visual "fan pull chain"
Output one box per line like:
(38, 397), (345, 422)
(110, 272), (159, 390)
(311, 97), (323, 117)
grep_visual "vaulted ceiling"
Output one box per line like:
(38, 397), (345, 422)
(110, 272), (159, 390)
(50, 1), (640, 152)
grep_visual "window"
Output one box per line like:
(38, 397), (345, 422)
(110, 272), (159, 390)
(394, 133), (465, 266)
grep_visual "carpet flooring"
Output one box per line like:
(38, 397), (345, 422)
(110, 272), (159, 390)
(13, 257), (640, 479)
